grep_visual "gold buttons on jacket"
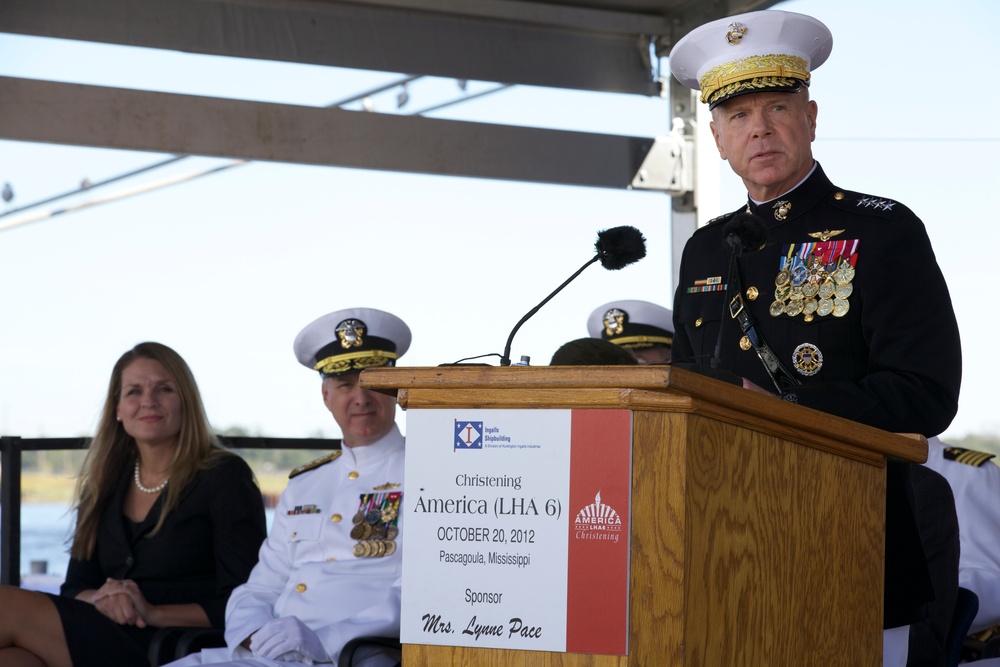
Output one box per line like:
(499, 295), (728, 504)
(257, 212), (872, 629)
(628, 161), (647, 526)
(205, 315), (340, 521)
(348, 471), (359, 480)
(695, 318), (703, 327)
(295, 583), (307, 593)
(740, 336), (752, 351)
(746, 286), (759, 301)
(331, 514), (342, 523)
(834, 192), (845, 201)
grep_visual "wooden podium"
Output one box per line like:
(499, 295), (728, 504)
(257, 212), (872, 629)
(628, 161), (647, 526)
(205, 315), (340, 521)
(361, 365), (927, 667)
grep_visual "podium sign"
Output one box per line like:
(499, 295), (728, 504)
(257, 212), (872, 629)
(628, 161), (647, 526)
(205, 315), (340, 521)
(401, 408), (632, 655)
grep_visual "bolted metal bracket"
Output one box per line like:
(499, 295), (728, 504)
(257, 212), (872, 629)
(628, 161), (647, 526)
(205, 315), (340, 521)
(629, 117), (695, 195)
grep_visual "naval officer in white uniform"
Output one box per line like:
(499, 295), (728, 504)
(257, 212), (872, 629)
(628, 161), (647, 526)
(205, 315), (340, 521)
(922, 437), (1000, 637)
(169, 307), (410, 667)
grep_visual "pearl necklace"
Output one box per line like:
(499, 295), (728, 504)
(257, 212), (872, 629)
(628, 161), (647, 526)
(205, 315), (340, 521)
(134, 461), (169, 494)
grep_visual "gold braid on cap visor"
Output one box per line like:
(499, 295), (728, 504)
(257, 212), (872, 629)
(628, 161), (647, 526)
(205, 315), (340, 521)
(314, 350), (398, 375)
(699, 54), (809, 106)
(612, 334), (674, 349)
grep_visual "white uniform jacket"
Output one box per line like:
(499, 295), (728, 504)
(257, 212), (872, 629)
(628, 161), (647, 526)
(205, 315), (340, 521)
(922, 436), (1000, 633)
(224, 425), (405, 662)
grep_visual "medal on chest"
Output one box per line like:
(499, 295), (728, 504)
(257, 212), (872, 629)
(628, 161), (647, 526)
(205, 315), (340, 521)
(350, 491), (402, 558)
(770, 239), (858, 322)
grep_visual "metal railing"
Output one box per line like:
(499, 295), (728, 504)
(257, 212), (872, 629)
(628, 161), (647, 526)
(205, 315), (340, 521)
(0, 435), (340, 586)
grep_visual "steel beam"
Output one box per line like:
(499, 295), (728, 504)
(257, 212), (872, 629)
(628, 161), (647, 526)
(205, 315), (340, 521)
(0, 77), (655, 190)
(0, 0), (660, 95)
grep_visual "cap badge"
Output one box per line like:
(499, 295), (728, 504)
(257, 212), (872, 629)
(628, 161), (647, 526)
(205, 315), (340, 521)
(725, 22), (748, 45)
(336, 318), (366, 349)
(603, 308), (626, 336)
(773, 200), (792, 221)
(792, 343), (823, 376)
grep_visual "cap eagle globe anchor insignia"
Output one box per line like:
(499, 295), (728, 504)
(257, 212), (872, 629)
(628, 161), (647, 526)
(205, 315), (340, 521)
(726, 21), (748, 45)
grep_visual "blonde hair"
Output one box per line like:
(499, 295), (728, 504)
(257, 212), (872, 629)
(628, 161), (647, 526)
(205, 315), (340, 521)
(70, 342), (229, 559)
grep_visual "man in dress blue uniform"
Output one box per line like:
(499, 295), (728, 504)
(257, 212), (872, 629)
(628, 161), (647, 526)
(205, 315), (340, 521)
(169, 307), (409, 667)
(586, 299), (674, 364)
(668, 10), (962, 667)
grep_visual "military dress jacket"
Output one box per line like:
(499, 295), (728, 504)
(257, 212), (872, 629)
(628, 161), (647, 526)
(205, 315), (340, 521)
(672, 163), (961, 438)
(923, 436), (1000, 633)
(61, 453), (267, 627)
(224, 424), (405, 664)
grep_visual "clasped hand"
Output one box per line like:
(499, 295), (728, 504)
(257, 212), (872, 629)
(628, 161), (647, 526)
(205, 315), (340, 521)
(250, 616), (331, 664)
(91, 577), (151, 627)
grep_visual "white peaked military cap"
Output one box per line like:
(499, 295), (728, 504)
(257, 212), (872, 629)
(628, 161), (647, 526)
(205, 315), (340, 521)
(294, 307), (411, 377)
(587, 300), (674, 349)
(669, 9), (833, 108)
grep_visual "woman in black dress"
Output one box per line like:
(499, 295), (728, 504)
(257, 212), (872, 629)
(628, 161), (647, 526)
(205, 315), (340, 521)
(0, 342), (267, 666)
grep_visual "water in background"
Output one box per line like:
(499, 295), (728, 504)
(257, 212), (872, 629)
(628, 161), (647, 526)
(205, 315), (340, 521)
(19, 503), (74, 575)
(3, 503), (277, 592)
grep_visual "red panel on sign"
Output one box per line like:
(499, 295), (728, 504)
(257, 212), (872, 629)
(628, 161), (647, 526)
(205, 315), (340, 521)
(565, 409), (631, 655)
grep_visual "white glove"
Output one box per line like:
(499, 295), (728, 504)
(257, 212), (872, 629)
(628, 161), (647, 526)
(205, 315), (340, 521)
(250, 616), (331, 664)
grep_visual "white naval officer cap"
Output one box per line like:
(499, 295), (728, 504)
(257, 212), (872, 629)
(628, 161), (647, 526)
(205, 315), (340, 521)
(293, 307), (411, 377)
(669, 9), (833, 108)
(587, 300), (674, 350)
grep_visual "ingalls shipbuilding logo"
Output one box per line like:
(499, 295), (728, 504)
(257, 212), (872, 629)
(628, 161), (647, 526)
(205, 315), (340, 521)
(454, 420), (483, 450)
(573, 491), (623, 543)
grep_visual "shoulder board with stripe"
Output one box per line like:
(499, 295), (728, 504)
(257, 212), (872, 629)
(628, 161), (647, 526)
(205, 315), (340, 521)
(289, 450), (342, 479)
(943, 447), (996, 468)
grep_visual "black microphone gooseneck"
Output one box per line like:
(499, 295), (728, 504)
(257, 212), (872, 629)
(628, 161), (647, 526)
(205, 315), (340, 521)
(501, 255), (600, 366)
(499, 225), (647, 366)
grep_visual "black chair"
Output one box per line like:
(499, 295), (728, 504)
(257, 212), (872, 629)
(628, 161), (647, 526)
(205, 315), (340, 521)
(338, 635), (402, 667)
(963, 622), (1000, 663)
(985, 634), (1000, 659)
(148, 628), (400, 667)
(148, 626), (225, 666)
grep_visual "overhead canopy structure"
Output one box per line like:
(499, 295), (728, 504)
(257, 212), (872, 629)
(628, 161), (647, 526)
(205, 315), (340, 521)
(0, 0), (779, 190)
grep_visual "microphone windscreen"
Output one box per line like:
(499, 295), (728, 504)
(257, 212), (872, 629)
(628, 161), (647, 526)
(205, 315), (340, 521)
(723, 211), (768, 256)
(595, 225), (647, 270)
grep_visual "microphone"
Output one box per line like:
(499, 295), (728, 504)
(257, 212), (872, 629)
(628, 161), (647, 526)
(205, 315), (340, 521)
(499, 225), (647, 366)
(711, 211), (768, 368)
(594, 224), (647, 269)
(723, 211), (768, 257)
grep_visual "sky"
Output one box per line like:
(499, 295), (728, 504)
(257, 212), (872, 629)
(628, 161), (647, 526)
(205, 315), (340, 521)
(1, 0), (998, 445)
